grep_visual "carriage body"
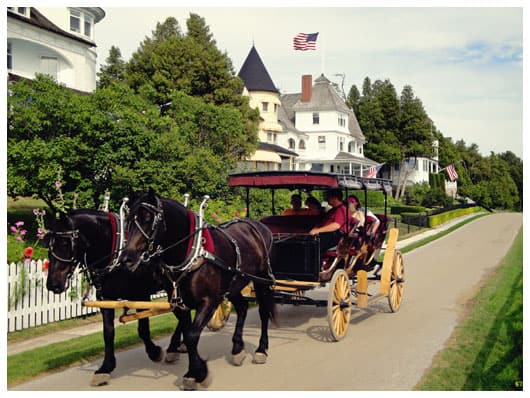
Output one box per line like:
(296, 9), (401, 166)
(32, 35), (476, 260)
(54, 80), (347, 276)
(229, 171), (393, 282)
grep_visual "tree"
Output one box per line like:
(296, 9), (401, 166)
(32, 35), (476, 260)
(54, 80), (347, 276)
(393, 85), (435, 199)
(97, 46), (126, 88)
(346, 84), (360, 114)
(498, 151), (523, 210)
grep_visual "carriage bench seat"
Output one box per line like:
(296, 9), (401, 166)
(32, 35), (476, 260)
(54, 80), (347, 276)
(260, 215), (323, 234)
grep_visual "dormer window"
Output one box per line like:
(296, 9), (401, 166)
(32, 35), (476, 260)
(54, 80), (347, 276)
(338, 113), (346, 127)
(8, 7), (30, 18)
(70, 9), (94, 39)
(70, 10), (81, 33)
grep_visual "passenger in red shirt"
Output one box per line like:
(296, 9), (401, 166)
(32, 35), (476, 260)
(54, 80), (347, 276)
(309, 189), (347, 256)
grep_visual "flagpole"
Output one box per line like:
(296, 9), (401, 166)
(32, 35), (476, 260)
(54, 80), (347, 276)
(320, 32), (324, 75)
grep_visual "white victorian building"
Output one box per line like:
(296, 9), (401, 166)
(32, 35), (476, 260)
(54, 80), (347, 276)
(237, 46), (378, 175)
(7, 7), (105, 93)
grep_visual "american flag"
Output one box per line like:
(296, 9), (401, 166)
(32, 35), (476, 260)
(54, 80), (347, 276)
(446, 164), (459, 181)
(293, 32), (319, 51)
(365, 163), (383, 178)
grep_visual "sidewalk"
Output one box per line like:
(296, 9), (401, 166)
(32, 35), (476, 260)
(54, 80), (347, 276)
(7, 213), (483, 357)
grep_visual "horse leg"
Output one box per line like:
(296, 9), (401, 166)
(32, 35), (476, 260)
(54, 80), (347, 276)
(181, 299), (217, 390)
(92, 308), (116, 386)
(252, 284), (276, 364)
(137, 311), (164, 362)
(226, 287), (249, 366)
(165, 309), (190, 363)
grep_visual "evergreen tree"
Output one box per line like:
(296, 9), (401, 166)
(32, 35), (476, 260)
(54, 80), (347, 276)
(346, 84), (360, 114)
(97, 46), (126, 88)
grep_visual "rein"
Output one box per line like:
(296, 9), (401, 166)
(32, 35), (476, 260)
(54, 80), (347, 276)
(134, 199), (275, 286)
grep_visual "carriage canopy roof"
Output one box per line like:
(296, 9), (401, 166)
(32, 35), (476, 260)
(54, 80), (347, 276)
(229, 171), (392, 193)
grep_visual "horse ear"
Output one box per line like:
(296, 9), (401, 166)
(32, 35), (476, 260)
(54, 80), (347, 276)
(148, 187), (157, 198)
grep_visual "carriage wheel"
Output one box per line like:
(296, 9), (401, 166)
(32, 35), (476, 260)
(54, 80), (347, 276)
(207, 299), (232, 331)
(388, 251), (405, 312)
(327, 269), (352, 341)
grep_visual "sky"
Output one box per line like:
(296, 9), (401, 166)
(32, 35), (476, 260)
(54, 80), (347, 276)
(28, 1), (519, 160)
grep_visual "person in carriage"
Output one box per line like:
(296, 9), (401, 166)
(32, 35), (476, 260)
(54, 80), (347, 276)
(309, 189), (348, 256)
(347, 195), (381, 242)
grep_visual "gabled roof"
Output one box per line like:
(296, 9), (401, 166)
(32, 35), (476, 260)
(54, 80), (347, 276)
(279, 74), (365, 141)
(238, 46), (279, 94)
(293, 74), (350, 113)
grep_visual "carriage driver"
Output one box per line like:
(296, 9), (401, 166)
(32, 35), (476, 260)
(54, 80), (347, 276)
(309, 189), (348, 256)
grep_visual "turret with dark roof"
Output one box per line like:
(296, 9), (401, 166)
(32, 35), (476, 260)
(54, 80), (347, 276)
(238, 46), (279, 94)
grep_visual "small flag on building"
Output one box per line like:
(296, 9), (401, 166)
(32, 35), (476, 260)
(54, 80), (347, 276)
(293, 32), (319, 50)
(446, 164), (459, 181)
(365, 163), (383, 178)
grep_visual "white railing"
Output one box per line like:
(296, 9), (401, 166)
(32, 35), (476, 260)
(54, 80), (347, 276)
(7, 260), (167, 333)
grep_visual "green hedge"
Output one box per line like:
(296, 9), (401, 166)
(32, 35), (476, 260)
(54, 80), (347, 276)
(427, 206), (482, 227)
(390, 205), (427, 215)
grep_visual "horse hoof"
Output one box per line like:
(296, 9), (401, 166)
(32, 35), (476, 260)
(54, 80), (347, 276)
(198, 372), (213, 389)
(154, 348), (165, 362)
(177, 343), (187, 353)
(90, 373), (110, 387)
(252, 352), (267, 364)
(181, 377), (197, 391)
(231, 351), (246, 366)
(165, 351), (179, 363)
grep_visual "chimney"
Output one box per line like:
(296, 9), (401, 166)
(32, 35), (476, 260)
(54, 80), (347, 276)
(301, 75), (312, 102)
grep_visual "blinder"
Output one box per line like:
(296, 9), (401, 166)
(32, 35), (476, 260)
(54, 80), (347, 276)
(132, 200), (165, 262)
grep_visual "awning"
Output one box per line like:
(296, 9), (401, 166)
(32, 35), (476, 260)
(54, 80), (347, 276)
(248, 150), (282, 163)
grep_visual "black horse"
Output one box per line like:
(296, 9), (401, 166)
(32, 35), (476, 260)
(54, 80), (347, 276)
(119, 190), (276, 390)
(44, 208), (185, 386)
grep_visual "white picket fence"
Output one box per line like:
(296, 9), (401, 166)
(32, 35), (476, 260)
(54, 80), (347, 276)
(7, 259), (167, 332)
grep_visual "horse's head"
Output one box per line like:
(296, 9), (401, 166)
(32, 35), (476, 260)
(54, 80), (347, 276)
(119, 188), (168, 273)
(44, 212), (88, 294)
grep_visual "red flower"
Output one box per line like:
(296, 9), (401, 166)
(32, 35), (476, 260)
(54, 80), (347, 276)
(42, 259), (49, 271)
(24, 246), (34, 258)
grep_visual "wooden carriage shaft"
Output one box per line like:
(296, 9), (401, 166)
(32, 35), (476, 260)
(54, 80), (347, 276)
(82, 300), (171, 310)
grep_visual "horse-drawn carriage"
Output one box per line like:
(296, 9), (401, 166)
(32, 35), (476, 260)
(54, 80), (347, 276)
(44, 170), (404, 389)
(217, 170), (405, 341)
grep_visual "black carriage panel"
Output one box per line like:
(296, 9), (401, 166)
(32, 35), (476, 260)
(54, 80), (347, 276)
(271, 234), (321, 281)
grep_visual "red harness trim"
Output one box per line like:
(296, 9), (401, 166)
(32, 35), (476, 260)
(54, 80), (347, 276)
(186, 211), (215, 256)
(107, 212), (118, 256)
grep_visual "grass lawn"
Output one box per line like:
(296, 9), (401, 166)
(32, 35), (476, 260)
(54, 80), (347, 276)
(415, 228), (523, 391)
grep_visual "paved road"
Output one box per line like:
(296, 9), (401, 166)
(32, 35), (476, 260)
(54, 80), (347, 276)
(11, 213), (522, 391)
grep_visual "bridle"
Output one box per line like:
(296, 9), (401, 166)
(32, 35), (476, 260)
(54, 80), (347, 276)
(131, 199), (167, 263)
(46, 229), (84, 264)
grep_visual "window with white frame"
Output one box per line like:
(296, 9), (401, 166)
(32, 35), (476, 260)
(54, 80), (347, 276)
(8, 7), (30, 17)
(299, 140), (306, 150)
(7, 42), (12, 70)
(318, 135), (325, 150)
(70, 10), (81, 33)
(70, 9), (94, 38)
(84, 14), (93, 37)
(338, 137), (345, 152)
(262, 102), (268, 112)
(348, 141), (355, 153)
(338, 113), (346, 127)
(312, 112), (319, 125)
(288, 138), (295, 149)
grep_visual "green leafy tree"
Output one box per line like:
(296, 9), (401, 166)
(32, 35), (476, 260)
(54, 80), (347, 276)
(498, 151), (523, 210)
